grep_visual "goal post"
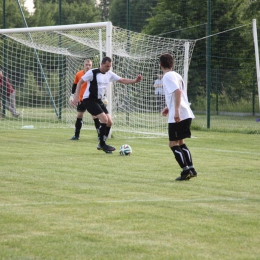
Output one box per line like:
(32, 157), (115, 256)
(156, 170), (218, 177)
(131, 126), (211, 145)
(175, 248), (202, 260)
(0, 22), (196, 137)
(252, 19), (260, 112)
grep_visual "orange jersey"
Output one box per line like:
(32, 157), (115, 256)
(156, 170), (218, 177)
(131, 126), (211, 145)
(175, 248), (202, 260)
(74, 70), (87, 101)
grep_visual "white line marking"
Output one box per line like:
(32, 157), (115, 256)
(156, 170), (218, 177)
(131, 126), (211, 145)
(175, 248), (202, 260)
(132, 139), (260, 156)
(0, 197), (247, 207)
(191, 147), (260, 155)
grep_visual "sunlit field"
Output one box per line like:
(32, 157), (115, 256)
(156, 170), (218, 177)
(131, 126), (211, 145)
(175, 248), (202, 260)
(0, 128), (259, 259)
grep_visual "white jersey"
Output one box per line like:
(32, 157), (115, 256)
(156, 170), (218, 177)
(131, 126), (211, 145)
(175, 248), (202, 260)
(163, 71), (195, 123)
(82, 68), (121, 100)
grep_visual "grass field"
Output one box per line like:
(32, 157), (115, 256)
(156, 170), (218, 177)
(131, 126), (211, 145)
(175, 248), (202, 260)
(0, 128), (260, 259)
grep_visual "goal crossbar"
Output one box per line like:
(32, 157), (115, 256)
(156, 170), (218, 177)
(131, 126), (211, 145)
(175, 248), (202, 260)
(0, 22), (195, 137)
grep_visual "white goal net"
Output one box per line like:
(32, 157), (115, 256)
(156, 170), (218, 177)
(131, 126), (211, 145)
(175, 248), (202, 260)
(0, 22), (196, 137)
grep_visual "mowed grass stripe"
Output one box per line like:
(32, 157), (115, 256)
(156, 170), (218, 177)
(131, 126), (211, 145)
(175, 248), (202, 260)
(0, 129), (259, 259)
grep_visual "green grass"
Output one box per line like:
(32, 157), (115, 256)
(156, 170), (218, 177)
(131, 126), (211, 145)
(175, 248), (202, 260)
(0, 129), (260, 259)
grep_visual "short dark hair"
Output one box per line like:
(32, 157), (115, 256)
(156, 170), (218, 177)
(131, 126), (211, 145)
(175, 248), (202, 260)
(102, 56), (112, 64)
(159, 53), (174, 69)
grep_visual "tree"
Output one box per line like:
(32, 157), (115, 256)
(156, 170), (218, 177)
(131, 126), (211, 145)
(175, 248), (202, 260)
(28, 0), (100, 26)
(143, 0), (254, 105)
(97, 0), (111, 22)
(0, 0), (30, 28)
(52, 1), (101, 25)
(109, 0), (159, 32)
(27, 1), (56, 26)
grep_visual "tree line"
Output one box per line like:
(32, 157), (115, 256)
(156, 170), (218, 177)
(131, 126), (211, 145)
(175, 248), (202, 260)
(1, 0), (260, 110)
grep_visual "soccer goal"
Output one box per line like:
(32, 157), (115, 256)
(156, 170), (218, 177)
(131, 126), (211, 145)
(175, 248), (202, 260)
(0, 22), (196, 137)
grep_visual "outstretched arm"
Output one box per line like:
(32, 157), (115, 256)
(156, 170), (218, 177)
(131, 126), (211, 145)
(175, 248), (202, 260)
(118, 74), (142, 84)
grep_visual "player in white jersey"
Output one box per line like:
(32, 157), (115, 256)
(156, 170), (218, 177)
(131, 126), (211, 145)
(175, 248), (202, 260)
(72, 56), (142, 153)
(159, 53), (197, 181)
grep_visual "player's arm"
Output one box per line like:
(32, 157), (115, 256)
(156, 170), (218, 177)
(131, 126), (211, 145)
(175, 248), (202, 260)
(71, 78), (84, 106)
(118, 74), (142, 84)
(174, 89), (182, 123)
(162, 107), (168, 116)
(71, 83), (77, 94)
(69, 73), (78, 102)
(69, 83), (77, 102)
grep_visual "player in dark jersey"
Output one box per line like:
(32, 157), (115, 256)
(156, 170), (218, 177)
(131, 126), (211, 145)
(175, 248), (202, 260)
(72, 56), (142, 154)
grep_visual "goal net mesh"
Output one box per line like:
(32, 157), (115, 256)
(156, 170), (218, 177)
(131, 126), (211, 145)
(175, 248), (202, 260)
(0, 23), (196, 137)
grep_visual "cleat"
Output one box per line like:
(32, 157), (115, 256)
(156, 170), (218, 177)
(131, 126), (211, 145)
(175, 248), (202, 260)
(101, 144), (116, 153)
(12, 113), (20, 118)
(190, 168), (197, 178)
(175, 169), (191, 181)
(70, 136), (79, 140)
(97, 143), (112, 153)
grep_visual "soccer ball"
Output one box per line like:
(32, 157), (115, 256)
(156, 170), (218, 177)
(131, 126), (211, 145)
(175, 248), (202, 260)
(119, 144), (132, 156)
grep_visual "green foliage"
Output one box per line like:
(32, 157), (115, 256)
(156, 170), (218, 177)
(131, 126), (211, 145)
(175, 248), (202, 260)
(27, 1), (56, 26)
(0, 0), (29, 28)
(192, 94), (258, 113)
(109, 0), (158, 32)
(27, 0), (100, 26)
(52, 1), (101, 25)
(142, 0), (256, 109)
(1, 0), (259, 125)
(98, 0), (111, 21)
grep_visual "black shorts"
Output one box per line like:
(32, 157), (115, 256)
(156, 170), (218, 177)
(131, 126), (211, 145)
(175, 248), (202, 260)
(82, 98), (108, 116)
(168, 118), (192, 141)
(76, 101), (87, 112)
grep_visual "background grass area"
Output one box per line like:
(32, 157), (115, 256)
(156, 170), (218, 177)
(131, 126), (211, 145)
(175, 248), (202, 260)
(0, 128), (259, 259)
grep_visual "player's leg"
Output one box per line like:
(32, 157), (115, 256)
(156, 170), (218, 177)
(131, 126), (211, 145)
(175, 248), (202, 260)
(70, 102), (85, 140)
(10, 92), (19, 116)
(157, 95), (161, 111)
(179, 141), (197, 177)
(84, 99), (115, 153)
(104, 113), (112, 141)
(92, 116), (100, 139)
(179, 120), (197, 177)
(95, 113), (115, 153)
(5, 93), (17, 116)
(5, 94), (16, 116)
(168, 120), (192, 180)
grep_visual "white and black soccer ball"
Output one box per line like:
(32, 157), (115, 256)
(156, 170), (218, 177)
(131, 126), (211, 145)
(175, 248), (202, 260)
(119, 144), (132, 156)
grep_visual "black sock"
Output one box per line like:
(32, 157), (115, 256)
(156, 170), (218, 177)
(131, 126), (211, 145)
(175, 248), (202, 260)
(75, 118), (82, 137)
(105, 126), (111, 141)
(93, 118), (100, 132)
(170, 145), (189, 169)
(93, 118), (100, 137)
(180, 144), (193, 168)
(99, 123), (107, 146)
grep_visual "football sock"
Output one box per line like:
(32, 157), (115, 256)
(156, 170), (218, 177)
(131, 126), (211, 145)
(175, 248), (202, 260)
(180, 144), (193, 168)
(170, 145), (189, 169)
(99, 123), (107, 146)
(105, 126), (111, 141)
(75, 118), (83, 137)
(93, 118), (100, 135)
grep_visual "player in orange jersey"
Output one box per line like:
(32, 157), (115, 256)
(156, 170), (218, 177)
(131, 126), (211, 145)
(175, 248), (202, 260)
(69, 59), (100, 140)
